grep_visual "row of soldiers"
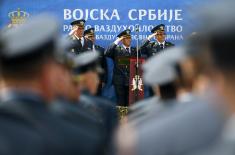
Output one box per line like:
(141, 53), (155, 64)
(0, 14), (119, 155)
(68, 19), (174, 106)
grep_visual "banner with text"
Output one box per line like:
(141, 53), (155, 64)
(1, 0), (204, 47)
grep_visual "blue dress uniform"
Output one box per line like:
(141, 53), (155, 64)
(0, 91), (102, 155)
(95, 44), (108, 85)
(140, 24), (174, 58)
(0, 95), (44, 155)
(79, 92), (118, 152)
(105, 29), (141, 106)
(70, 20), (93, 55)
(0, 14), (103, 155)
(94, 44), (109, 96)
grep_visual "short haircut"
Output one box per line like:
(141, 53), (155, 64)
(159, 82), (177, 100)
(209, 30), (235, 72)
(0, 42), (55, 80)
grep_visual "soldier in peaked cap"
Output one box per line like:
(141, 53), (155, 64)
(105, 29), (142, 106)
(84, 27), (108, 96)
(140, 24), (174, 58)
(0, 14), (104, 155)
(140, 24), (175, 97)
(0, 31), (43, 155)
(73, 51), (103, 95)
(69, 19), (93, 55)
(183, 1), (235, 155)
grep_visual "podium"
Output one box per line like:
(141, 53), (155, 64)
(117, 57), (145, 106)
(129, 58), (145, 105)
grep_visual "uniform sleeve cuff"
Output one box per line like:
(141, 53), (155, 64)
(114, 40), (119, 45)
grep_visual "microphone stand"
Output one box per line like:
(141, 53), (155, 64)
(134, 25), (140, 102)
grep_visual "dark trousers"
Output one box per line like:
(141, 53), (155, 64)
(114, 84), (129, 106)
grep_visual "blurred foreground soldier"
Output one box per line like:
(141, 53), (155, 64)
(49, 47), (106, 154)
(0, 14), (99, 155)
(69, 19), (92, 54)
(74, 51), (103, 95)
(116, 36), (226, 155)
(140, 24), (174, 97)
(128, 47), (186, 124)
(84, 28), (108, 96)
(185, 1), (235, 155)
(140, 24), (174, 58)
(105, 29), (141, 106)
(134, 36), (226, 155)
(0, 27), (42, 155)
(73, 51), (118, 152)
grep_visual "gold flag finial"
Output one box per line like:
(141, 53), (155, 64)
(17, 8), (21, 17)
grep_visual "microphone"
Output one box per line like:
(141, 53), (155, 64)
(135, 24), (139, 32)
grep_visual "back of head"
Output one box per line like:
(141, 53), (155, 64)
(72, 51), (102, 95)
(192, 0), (235, 115)
(208, 29), (235, 73)
(159, 82), (177, 100)
(195, 0), (235, 73)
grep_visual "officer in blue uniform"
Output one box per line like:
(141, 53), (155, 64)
(0, 14), (102, 155)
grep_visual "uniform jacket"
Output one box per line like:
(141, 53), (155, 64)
(70, 36), (93, 55)
(105, 43), (141, 86)
(140, 39), (174, 58)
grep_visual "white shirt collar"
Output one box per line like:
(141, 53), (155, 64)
(157, 40), (165, 46)
(74, 35), (84, 46)
(122, 45), (131, 53)
(122, 44), (129, 48)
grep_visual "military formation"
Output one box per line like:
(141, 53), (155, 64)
(68, 19), (174, 106)
(1, 0), (235, 154)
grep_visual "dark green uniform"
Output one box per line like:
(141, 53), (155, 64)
(141, 39), (174, 58)
(70, 36), (93, 55)
(105, 43), (141, 106)
(69, 19), (93, 55)
(140, 24), (175, 59)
